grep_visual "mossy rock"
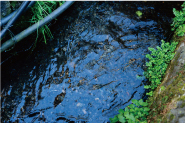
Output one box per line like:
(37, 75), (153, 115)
(147, 37), (185, 123)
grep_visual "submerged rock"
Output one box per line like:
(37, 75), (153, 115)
(53, 90), (66, 108)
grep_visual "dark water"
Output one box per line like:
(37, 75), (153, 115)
(1, 2), (179, 123)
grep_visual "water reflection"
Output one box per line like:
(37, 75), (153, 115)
(1, 2), (171, 122)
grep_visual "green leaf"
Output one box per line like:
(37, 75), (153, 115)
(131, 99), (140, 107)
(110, 115), (119, 123)
(136, 11), (142, 17)
(161, 86), (165, 91)
(131, 99), (137, 105)
(148, 47), (156, 52)
(124, 111), (130, 119)
(118, 109), (124, 114)
(128, 104), (135, 109)
(144, 85), (150, 89)
(138, 99), (143, 105)
(118, 114), (126, 123)
(146, 54), (152, 60)
(137, 111), (142, 117)
(156, 46), (161, 50)
(142, 102), (148, 107)
(146, 91), (153, 96)
(125, 107), (129, 112)
(143, 107), (150, 112)
(128, 113), (136, 123)
(139, 99), (148, 107)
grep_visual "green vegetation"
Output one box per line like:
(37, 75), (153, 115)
(144, 40), (178, 96)
(110, 39), (178, 123)
(10, 1), (17, 9)
(30, 1), (65, 43)
(136, 11), (142, 17)
(171, 2), (185, 36)
(147, 68), (185, 123)
(110, 99), (149, 123)
(109, 4), (185, 123)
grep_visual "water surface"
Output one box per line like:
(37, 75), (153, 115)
(1, 2), (176, 122)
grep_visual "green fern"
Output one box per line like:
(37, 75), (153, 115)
(171, 2), (185, 36)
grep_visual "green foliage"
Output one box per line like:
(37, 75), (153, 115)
(160, 86), (165, 91)
(109, 99), (149, 123)
(109, 3), (180, 123)
(30, 1), (64, 43)
(144, 40), (178, 96)
(136, 11), (142, 17)
(59, 1), (65, 6)
(171, 2), (185, 36)
(10, 1), (17, 8)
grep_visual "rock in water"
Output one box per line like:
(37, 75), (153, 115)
(53, 91), (66, 108)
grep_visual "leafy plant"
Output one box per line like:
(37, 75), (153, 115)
(10, 1), (17, 8)
(110, 99), (150, 123)
(144, 40), (178, 96)
(171, 2), (185, 36)
(136, 11), (142, 17)
(160, 86), (165, 91)
(30, 1), (64, 43)
(109, 3), (180, 123)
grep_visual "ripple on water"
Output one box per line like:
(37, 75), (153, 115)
(1, 2), (170, 123)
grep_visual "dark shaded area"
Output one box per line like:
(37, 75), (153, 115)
(1, 1), (11, 18)
(1, 1), (182, 123)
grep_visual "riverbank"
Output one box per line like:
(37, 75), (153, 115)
(147, 34), (185, 123)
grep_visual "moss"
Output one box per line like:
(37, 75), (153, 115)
(169, 52), (181, 74)
(171, 31), (185, 45)
(147, 69), (185, 123)
(147, 34), (185, 122)
(169, 114), (175, 121)
(146, 9), (185, 123)
(164, 73), (185, 99)
(179, 96), (185, 103)
(163, 113), (175, 123)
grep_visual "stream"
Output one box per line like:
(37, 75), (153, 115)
(1, 1), (179, 123)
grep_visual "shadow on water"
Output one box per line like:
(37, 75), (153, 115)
(1, 2), (182, 123)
